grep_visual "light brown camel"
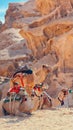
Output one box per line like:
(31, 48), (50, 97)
(0, 89), (34, 117)
(31, 86), (68, 109)
(10, 64), (52, 95)
(30, 83), (48, 111)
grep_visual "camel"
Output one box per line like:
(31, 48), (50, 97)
(31, 85), (68, 109)
(10, 64), (52, 95)
(42, 89), (68, 108)
(0, 83), (68, 117)
(0, 89), (34, 117)
(30, 83), (48, 111)
(0, 83), (48, 116)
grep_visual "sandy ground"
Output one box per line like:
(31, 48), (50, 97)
(0, 108), (73, 130)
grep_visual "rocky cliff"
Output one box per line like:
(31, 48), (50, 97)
(0, 0), (73, 105)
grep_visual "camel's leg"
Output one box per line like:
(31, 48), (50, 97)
(15, 110), (28, 117)
(39, 97), (44, 109)
(9, 96), (12, 114)
(11, 95), (16, 114)
(0, 100), (4, 116)
(13, 101), (27, 117)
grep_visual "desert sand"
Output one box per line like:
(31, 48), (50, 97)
(0, 108), (73, 130)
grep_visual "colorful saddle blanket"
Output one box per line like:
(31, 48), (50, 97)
(3, 94), (21, 103)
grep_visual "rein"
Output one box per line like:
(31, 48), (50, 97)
(20, 76), (25, 87)
(43, 91), (52, 106)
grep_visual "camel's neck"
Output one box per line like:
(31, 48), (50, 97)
(34, 69), (48, 84)
(43, 91), (64, 108)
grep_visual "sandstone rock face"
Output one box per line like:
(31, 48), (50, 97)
(36, 0), (73, 16)
(50, 31), (73, 71)
(43, 20), (73, 71)
(4, 0), (73, 30)
(36, 0), (56, 15)
(4, 0), (40, 29)
(0, 28), (32, 77)
(0, 0), (73, 106)
(0, 21), (2, 28)
(0, 0), (73, 74)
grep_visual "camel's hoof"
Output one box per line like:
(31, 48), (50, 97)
(26, 112), (32, 115)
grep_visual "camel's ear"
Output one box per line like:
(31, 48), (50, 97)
(42, 64), (52, 72)
(42, 64), (49, 69)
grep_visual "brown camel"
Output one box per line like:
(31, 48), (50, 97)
(0, 83), (47, 116)
(0, 90), (34, 117)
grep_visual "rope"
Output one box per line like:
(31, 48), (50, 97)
(9, 95), (12, 114)
(43, 91), (52, 100)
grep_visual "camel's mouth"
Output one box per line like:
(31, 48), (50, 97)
(31, 94), (35, 97)
(22, 95), (28, 102)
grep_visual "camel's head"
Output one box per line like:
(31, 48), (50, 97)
(58, 89), (68, 106)
(42, 64), (52, 73)
(19, 87), (28, 96)
(61, 89), (68, 96)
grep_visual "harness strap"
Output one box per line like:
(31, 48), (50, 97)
(31, 91), (43, 109)
(13, 74), (24, 87)
(34, 91), (42, 100)
(20, 76), (24, 87)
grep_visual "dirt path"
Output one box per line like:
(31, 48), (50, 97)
(0, 108), (73, 130)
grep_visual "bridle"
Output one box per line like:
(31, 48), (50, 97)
(31, 83), (44, 99)
(57, 90), (68, 106)
(58, 97), (64, 106)
(31, 90), (43, 100)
